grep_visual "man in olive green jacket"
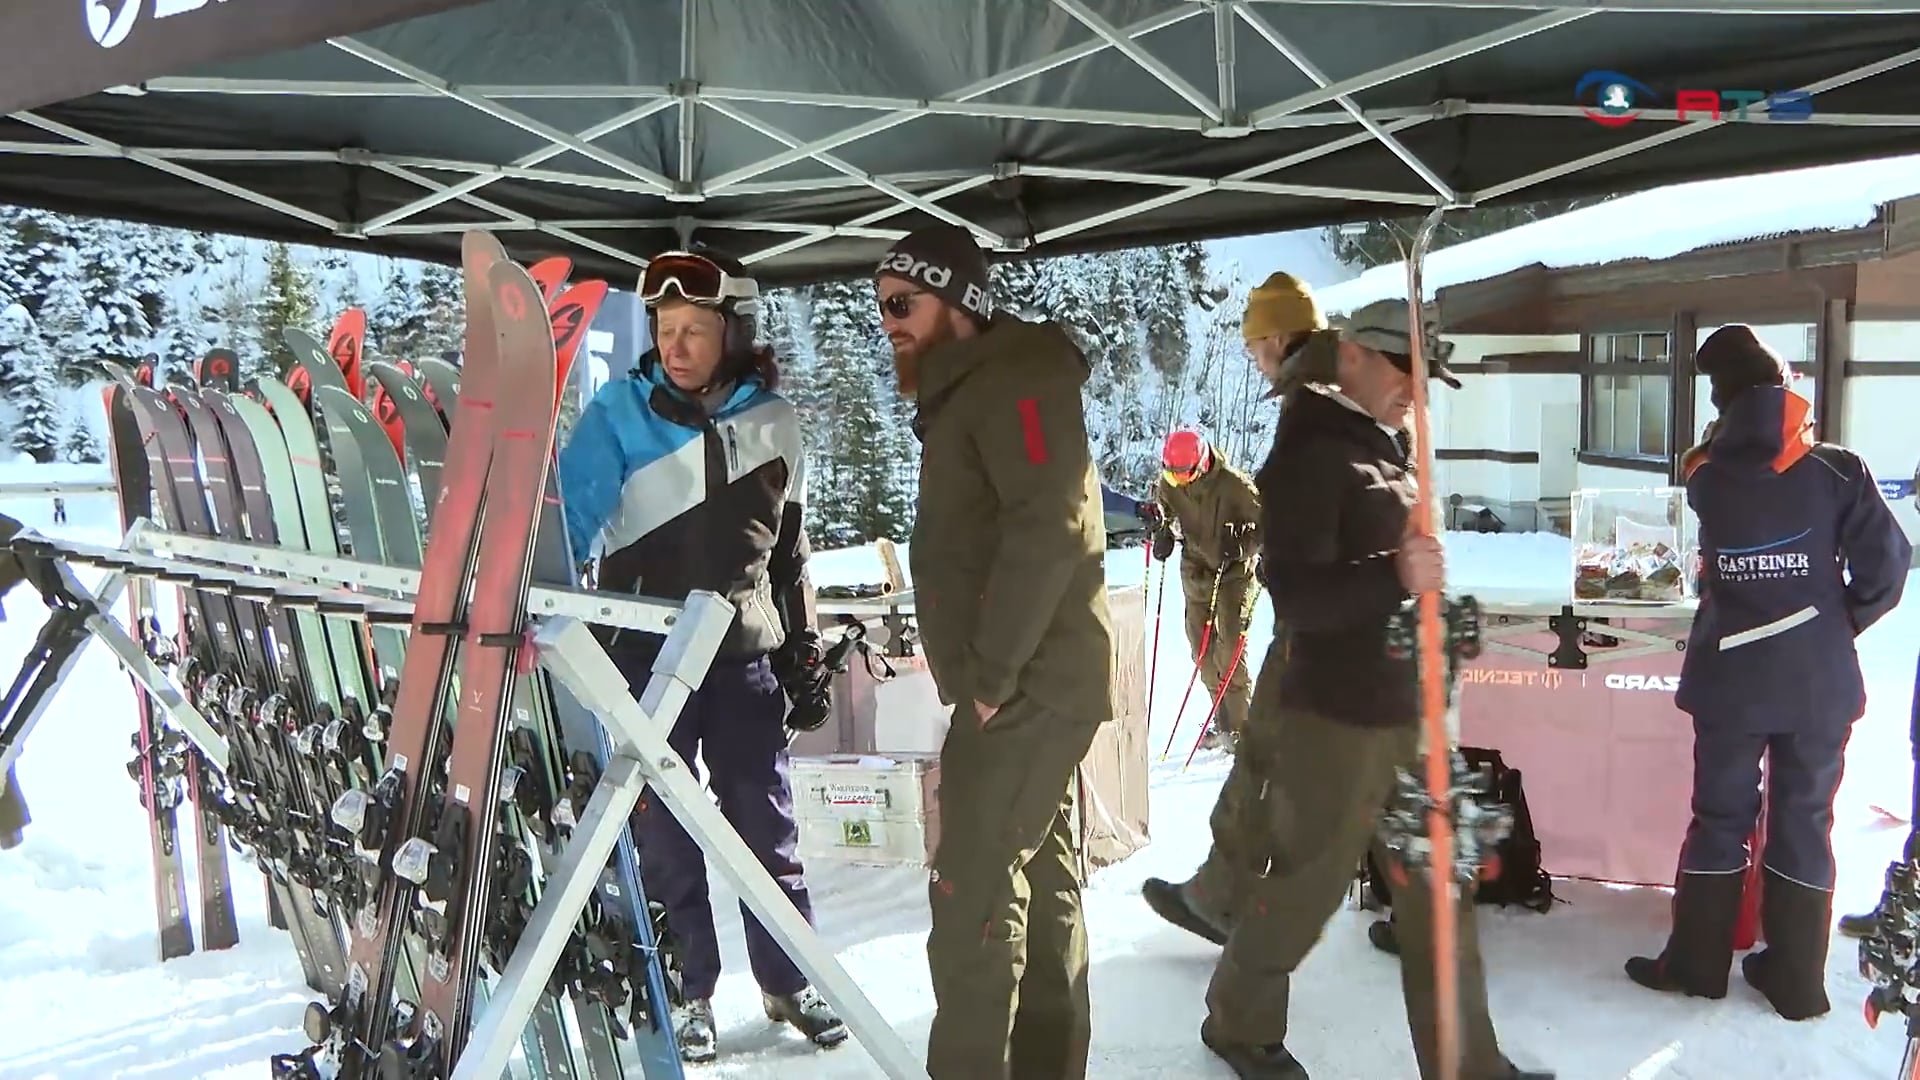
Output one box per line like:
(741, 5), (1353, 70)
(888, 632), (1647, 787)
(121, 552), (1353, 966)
(1151, 431), (1260, 748)
(876, 224), (1114, 1080)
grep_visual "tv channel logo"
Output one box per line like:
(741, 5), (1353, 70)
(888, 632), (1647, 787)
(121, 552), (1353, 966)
(1575, 70), (1814, 127)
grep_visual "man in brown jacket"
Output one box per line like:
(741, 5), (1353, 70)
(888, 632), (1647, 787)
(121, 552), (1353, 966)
(1199, 299), (1550, 1080)
(876, 224), (1114, 1080)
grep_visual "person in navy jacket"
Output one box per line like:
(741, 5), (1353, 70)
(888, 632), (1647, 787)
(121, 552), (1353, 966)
(1626, 324), (1910, 1020)
(556, 248), (846, 1063)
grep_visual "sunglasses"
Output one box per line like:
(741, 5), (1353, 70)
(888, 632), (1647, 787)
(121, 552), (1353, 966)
(879, 289), (926, 321)
(638, 251), (759, 308)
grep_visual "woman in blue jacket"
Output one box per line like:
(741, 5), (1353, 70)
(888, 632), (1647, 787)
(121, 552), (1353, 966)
(556, 248), (845, 1063)
(1626, 325), (1910, 1020)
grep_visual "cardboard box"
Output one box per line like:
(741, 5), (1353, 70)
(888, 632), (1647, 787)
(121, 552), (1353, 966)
(800, 583), (1153, 873)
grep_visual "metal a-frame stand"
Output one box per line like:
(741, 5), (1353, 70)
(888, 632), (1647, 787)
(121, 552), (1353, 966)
(1, 524), (928, 1080)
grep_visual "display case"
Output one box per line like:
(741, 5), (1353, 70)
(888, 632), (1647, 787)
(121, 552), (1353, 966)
(1570, 487), (1698, 604)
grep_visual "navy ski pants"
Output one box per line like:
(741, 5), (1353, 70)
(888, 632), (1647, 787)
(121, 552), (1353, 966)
(1680, 717), (1849, 890)
(613, 648), (815, 1001)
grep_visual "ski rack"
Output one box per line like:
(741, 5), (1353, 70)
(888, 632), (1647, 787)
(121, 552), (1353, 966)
(4, 524), (931, 1080)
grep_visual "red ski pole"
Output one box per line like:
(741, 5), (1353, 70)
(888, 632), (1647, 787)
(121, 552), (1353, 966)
(1183, 630), (1251, 770)
(1160, 562), (1228, 759)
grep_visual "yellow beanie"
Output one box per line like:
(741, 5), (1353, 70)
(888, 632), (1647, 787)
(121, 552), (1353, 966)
(1242, 271), (1327, 343)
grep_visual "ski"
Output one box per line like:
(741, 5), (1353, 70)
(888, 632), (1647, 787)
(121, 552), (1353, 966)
(1375, 208), (1509, 1080)
(102, 380), (196, 961)
(308, 233), (513, 1078)
(378, 253), (562, 1078)
(415, 358), (463, 424)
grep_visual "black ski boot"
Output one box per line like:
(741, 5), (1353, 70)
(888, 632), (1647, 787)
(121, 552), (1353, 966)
(764, 985), (849, 1048)
(1142, 876), (1228, 945)
(674, 998), (717, 1064)
(1838, 904), (1879, 938)
(1624, 870), (1744, 998)
(1741, 868), (1834, 1020)
(1200, 1018), (1308, 1079)
(1368, 915), (1400, 956)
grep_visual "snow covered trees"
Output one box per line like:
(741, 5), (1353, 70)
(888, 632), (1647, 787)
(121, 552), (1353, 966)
(0, 303), (66, 462)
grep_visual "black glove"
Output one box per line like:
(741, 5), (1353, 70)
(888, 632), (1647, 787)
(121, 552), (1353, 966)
(1150, 525), (1175, 563)
(770, 629), (832, 733)
(1220, 521), (1255, 562)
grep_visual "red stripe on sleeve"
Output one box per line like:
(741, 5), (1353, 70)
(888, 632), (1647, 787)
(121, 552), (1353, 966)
(1016, 398), (1048, 465)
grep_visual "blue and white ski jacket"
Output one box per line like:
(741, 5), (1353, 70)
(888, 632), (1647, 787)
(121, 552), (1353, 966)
(557, 353), (814, 660)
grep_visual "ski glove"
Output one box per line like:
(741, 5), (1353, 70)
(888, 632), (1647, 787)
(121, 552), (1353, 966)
(770, 629), (833, 733)
(1136, 501), (1164, 528)
(1150, 525), (1176, 563)
(1220, 520), (1256, 562)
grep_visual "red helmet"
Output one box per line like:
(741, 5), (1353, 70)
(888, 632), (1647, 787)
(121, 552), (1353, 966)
(1161, 430), (1208, 472)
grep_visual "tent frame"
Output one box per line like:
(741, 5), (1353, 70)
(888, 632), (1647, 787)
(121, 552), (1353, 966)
(12, 0), (1920, 274)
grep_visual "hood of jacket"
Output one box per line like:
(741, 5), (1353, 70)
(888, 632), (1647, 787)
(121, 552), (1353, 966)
(1682, 385), (1813, 481)
(913, 314), (1090, 426)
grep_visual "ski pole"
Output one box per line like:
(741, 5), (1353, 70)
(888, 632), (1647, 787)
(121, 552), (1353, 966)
(1143, 546), (1167, 736)
(1159, 562), (1227, 760)
(1181, 579), (1263, 770)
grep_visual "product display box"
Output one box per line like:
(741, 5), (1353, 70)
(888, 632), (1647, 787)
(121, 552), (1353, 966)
(1570, 487), (1698, 605)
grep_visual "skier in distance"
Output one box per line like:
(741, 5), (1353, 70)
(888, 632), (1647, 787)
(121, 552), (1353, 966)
(1625, 324), (1909, 1020)
(876, 223), (1114, 1080)
(555, 246), (847, 1063)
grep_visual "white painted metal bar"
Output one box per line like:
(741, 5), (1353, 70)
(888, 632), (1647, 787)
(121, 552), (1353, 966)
(1214, 0), (1240, 123)
(1246, 9), (1593, 128)
(1019, 163), (1438, 205)
(359, 99), (677, 232)
(8, 111), (340, 231)
(740, 174), (995, 265)
(0, 480), (118, 496)
(1233, 3), (1459, 202)
(531, 616), (930, 1080)
(1245, 0), (1920, 10)
(699, 99), (1009, 246)
(1461, 102), (1920, 127)
(365, 159), (647, 265)
(677, 0), (699, 186)
(703, 5), (1205, 192)
(1052, 0), (1224, 122)
(1032, 116), (1435, 244)
(328, 38), (678, 195)
(697, 85), (1212, 131)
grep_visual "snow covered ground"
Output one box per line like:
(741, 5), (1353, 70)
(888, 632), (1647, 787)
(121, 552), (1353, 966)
(1, 495), (1917, 1078)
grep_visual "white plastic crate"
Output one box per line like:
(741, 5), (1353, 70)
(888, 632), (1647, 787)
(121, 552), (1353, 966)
(791, 753), (941, 867)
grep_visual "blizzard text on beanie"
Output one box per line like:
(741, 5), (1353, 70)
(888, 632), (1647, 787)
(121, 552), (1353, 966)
(875, 224), (991, 326)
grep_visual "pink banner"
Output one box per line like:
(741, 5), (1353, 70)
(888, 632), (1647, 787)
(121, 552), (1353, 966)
(1457, 612), (1694, 887)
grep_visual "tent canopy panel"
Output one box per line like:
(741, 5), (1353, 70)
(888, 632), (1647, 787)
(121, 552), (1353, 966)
(5, 0), (1920, 284)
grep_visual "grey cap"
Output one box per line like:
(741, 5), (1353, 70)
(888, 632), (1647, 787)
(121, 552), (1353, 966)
(1334, 298), (1460, 388)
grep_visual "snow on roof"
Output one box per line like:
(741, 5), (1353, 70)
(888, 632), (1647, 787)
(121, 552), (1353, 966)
(1314, 152), (1920, 316)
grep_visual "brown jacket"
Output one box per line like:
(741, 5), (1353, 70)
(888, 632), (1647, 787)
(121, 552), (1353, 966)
(1256, 388), (1418, 727)
(1155, 451), (1259, 591)
(907, 315), (1114, 722)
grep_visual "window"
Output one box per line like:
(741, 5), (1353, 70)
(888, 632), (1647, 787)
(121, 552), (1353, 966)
(1584, 331), (1672, 460)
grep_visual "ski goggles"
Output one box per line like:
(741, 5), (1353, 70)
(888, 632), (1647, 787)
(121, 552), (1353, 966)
(1161, 464), (1202, 487)
(637, 251), (759, 308)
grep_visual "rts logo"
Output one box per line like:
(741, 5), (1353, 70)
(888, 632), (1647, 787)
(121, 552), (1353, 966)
(85, 0), (233, 50)
(1575, 69), (1814, 127)
(1604, 673), (1681, 693)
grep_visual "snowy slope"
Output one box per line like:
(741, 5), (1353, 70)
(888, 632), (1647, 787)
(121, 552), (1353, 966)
(1, 513), (1917, 1078)
(1316, 152), (1920, 315)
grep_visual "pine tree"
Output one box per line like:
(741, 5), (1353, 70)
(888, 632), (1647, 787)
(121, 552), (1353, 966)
(62, 411), (103, 463)
(2, 303), (64, 462)
(251, 242), (319, 375)
(805, 278), (912, 545)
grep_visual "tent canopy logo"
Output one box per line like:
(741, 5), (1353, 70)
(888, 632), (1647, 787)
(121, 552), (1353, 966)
(1575, 69), (1814, 127)
(85, 0), (231, 50)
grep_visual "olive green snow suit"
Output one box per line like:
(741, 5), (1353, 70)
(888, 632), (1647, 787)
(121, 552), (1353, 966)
(1155, 455), (1260, 738)
(908, 314), (1114, 1080)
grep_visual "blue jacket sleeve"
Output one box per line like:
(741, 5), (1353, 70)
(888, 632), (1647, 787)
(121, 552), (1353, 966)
(1836, 451), (1912, 636)
(555, 388), (629, 567)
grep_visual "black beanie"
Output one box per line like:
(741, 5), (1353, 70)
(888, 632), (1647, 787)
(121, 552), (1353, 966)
(1696, 324), (1789, 410)
(875, 224), (991, 326)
